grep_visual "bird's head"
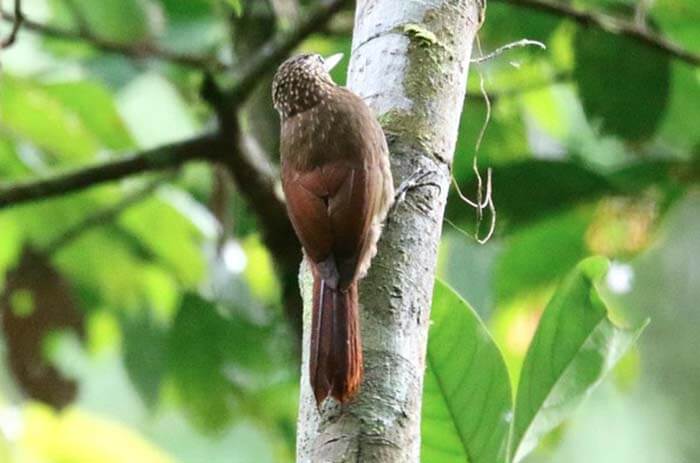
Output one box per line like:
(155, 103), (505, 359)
(272, 53), (343, 118)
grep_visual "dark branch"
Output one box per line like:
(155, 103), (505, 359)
(0, 9), (225, 70)
(0, 0), (23, 49)
(0, 135), (221, 209)
(495, 0), (700, 66)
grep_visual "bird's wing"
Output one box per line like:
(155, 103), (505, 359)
(282, 159), (379, 288)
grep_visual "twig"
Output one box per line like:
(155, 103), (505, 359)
(0, 0), (23, 49)
(495, 0), (700, 66)
(0, 134), (221, 209)
(471, 38), (546, 63)
(43, 176), (166, 255)
(450, 35), (497, 244)
(0, 9), (225, 70)
(474, 43), (492, 152)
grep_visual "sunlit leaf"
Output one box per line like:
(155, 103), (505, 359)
(227, 0), (244, 17)
(45, 81), (135, 151)
(243, 235), (281, 306)
(0, 138), (31, 179)
(22, 405), (172, 463)
(0, 75), (100, 163)
(509, 257), (648, 462)
(117, 73), (200, 149)
(422, 280), (512, 463)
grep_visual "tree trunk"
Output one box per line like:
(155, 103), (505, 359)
(296, 0), (483, 461)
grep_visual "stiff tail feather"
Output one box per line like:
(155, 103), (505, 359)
(309, 278), (363, 405)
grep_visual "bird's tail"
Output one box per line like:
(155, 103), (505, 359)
(309, 277), (363, 405)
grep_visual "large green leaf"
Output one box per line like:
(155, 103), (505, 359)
(422, 280), (512, 463)
(574, 27), (671, 141)
(509, 257), (648, 463)
(449, 160), (613, 230)
(447, 158), (691, 235)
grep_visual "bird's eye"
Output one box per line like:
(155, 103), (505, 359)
(317, 55), (324, 64)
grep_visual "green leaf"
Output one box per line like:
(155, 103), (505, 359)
(158, 0), (224, 54)
(481, 3), (561, 50)
(118, 195), (205, 286)
(0, 138), (32, 179)
(226, 0), (244, 17)
(509, 257), (648, 463)
(121, 311), (168, 409)
(166, 293), (291, 431)
(45, 81), (135, 151)
(493, 208), (592, 304)
(574, 27), (671, 141)
(447, 160), (613, 233)
(657, 64), (700, 152)
(160, 0), (214, 20)
(422, 280), (513, 463)
(167, 293), (236, 431)
(69, 0), (150, 43)
(117, 72), (199, 149)
(0, 75), (100, 163)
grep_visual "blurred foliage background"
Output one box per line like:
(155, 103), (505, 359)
(0, 0), (698, 461)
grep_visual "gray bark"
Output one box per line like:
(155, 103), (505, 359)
(296, 1), (483, 461)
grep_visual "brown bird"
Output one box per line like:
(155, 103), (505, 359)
(272, 53), (394, 405)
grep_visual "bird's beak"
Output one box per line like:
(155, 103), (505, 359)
(323, 53), (344, 72)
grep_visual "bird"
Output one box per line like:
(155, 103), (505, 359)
(272, 53), (394, 405)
